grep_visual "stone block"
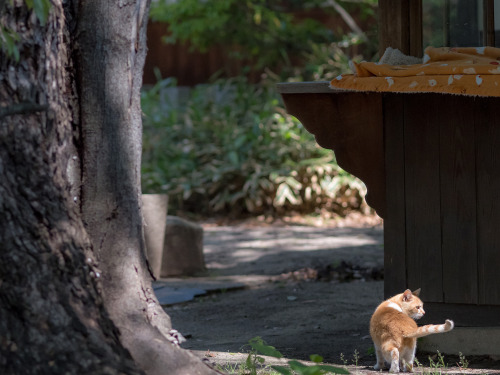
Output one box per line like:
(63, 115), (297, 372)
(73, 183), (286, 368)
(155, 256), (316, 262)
(420, 327), (500, 356)
(161, 216), (205, 277)
(142, 194), (168, 279)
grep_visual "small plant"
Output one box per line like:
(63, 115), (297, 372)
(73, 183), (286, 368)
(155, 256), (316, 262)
(457, 352), (469, 370)
(428, 350), (447, 373)
(339, 353), (348, 370)
(413, 351), (453, 375)
(245, 337), (349, 375)
(351, 349), (360, 371)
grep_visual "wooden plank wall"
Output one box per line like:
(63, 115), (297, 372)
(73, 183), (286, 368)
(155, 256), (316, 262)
(476, 98), (500, 306)
(384, 93), (500, 311)
(439, 96), (477, 304)
(403, 95), (443, 303)
(383, 94), (407, 298)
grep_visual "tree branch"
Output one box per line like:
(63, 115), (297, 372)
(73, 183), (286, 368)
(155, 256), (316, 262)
(323, 0), (368, 42)
(0, 102), (49, 120)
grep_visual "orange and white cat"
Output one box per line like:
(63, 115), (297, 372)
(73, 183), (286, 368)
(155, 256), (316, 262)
(370, 289), (454, 373)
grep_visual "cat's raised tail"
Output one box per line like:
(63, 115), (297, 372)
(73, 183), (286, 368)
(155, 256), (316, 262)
(405, 319), (454, 338)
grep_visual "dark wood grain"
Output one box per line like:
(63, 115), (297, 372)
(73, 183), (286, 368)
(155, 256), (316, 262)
(383, 94), (407, 298)
(421, 302), (500, 327)
(484, 0), (495, 46)
(475, 97), (500, 306)
(409, 0), (423, 57)
(403, 95), (443, 303)
(378, 0), (409, 56)
(439, 96), (477, 304)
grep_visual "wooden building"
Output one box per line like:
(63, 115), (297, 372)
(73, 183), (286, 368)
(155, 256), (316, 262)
(278, 0), (500, 354)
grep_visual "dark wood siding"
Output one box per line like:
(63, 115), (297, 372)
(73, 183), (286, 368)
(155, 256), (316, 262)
(383, 94), (407, 298)
(278, 83), (500, 326)
(476, 98), (500, 305)
(384, 93), (500, 312)
(439, 96), (477, 304)
(403, 96), (443, 302)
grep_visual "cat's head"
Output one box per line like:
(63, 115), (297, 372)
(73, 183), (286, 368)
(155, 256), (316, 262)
(400, 288), (425, 320)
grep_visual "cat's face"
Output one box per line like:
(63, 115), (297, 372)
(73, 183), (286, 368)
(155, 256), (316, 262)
(401, 289), (425, 320)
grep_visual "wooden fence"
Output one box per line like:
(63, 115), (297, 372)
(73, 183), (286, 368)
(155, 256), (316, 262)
(143, 8), (376, 86)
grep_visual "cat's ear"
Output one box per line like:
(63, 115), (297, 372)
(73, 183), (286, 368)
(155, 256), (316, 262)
(403, 289), (413, 301)
(412, 288), (421, 297)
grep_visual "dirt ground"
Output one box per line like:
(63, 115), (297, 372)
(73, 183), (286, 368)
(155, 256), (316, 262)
(159, 217), (500, 374)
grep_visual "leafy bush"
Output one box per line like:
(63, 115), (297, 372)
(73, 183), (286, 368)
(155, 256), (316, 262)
(141, 74), (367, 217)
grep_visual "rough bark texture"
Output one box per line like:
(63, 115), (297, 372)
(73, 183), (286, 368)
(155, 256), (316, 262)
(0, 2), (141, 374)
(75, 1), (218, 372)
(1, 1), (218, 374)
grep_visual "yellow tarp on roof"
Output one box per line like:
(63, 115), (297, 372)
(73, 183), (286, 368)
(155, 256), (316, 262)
(330, 47), (500, 97)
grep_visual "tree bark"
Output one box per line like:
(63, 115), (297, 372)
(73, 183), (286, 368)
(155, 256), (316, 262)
(0, 2), (141, 373)
(1, 1), (218, 374)
(75, 1), (218, 374)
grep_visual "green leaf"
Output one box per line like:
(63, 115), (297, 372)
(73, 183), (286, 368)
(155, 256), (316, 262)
(248, 337), (283, 358)
(0, 26), (20, 62)
(288, 360), (308, 370)
(33, 0), (51, 26)
(228, 150), (239, 166)
(310, 354), (324, 363)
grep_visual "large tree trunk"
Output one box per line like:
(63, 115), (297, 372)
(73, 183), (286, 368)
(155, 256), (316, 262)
(0, 2), (141, 373)
(75, 1), (216, 374)
(1, 1), (217, 374)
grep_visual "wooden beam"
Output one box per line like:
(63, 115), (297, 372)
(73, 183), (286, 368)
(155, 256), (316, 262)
(378, 0), (422, 57)
(484, 0), (495, 46)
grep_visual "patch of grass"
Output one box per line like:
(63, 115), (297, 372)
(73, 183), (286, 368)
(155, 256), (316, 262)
(413, 351), (471, 375)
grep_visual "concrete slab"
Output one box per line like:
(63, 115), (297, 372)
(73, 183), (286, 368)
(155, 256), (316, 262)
(153, 276), (253, 305)
(153, 285), (206, 305)
(420, 327), (500, 357)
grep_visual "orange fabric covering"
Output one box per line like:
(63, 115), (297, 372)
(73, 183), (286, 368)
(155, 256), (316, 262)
(330, 47), (500, 97)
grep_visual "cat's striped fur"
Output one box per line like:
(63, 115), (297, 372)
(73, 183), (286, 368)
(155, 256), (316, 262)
(369, 289), (454, 373)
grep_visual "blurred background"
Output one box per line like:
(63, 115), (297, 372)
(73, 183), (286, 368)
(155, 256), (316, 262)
(140, 0), (380, 224)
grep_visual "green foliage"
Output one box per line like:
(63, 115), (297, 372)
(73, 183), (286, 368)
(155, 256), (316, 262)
(143, 1), (377, 218)
(25, 0), (51, 26)
(1, 0), (52, 61)
(287, 36), (362, 82)
(245, 337), (349, 375)
(0, 25), (21, 61)
(141, 76), (366, 217)
(150, 0), (333, 70)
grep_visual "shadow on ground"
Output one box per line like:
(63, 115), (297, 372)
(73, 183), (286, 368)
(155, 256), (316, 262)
(158, 223), (500, 374)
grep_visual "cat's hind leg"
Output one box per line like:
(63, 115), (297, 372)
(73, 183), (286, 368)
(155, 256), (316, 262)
(382, 344), (400, 373)
(400, 348), (415, 372)
(373, 344), (385, 371)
